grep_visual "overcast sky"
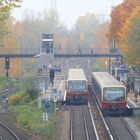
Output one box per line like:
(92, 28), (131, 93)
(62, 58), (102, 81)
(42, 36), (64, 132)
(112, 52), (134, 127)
(12, 0), (122, 29)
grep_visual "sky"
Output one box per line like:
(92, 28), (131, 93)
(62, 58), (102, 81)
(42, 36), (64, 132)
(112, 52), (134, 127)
(12, 0), (123, 29)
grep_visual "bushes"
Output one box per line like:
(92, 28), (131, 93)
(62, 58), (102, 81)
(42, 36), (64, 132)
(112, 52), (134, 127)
(8, 78), (56, 139)
(27, 86), (40, 100)
(9, 93), (24, 105)
(16, 105), (44, 128)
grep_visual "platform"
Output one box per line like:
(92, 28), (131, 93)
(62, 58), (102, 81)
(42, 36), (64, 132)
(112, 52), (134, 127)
(127, 92), (140, 107)
(127, 92), (140, 116)
(41, 74), (66, 102)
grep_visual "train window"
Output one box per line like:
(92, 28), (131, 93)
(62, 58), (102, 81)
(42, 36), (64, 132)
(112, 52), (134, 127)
(92, 77), (101, 97)
(103, 87), (125, 102)
(68, 81), (86, 92)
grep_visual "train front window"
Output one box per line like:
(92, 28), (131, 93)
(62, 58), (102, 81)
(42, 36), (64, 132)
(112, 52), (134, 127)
(68, 81), (86, 92)
(103, 87), (125, 102)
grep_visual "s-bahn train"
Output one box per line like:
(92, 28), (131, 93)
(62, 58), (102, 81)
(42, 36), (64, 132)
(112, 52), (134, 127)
(92, 72), (127, 115)
(65, 68), (88, 104)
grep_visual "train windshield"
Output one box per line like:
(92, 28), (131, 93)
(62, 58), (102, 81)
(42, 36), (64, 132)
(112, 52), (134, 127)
(68, 81), (86, 92)
(103, 87), (125, 102)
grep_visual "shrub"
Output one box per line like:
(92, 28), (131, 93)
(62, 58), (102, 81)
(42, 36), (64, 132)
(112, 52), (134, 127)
(9, 94), (24, 105)
(26, 86), (40, 100)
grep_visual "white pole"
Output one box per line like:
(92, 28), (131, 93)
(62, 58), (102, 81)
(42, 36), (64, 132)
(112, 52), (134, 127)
(66, 60), (69, 72)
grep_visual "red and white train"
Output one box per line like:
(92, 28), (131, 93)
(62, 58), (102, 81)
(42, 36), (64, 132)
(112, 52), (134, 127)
(92, 72), (127, 115)
(65, 68), (88, 104)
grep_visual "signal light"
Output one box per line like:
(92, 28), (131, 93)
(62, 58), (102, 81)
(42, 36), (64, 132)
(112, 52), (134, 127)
(5, 57), (10, 70)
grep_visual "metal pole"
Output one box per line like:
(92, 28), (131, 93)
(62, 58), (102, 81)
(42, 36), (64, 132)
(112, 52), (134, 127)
(66, 60), (69, 72)
(105, 61), (108, 71)
(54, 102), (56, 114)
(19, 36), (22, 77)
(87, 60), (91, 74)
(109, 57), (111, 73)
(45, 77), (46, 92)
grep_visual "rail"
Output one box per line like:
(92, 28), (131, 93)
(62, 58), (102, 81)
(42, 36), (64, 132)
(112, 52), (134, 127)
(0, 122), (19, 140)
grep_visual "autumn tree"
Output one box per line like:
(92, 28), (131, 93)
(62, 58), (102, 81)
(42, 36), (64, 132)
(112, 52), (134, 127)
(109, 0), (140, 40)
(0, 0), (21, 47)
(3, 18), (24, 77)
(119, 6), (140, 64)
(9, 9), (68, 77)
(0, 1), (21, 76)
(94, 22), (109, 52)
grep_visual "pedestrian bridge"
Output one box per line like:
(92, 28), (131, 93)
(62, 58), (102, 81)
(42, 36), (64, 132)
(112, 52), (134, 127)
(0, 47), (122, 58)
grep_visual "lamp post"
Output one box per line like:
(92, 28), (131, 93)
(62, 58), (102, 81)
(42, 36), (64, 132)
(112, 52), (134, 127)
(87, 60), (91, 74)
(19, 36), (22, 77)
(66, 60), (69, 71)
(105, 61), (108, 71)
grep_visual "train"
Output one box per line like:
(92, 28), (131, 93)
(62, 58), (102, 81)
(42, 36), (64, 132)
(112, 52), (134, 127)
(91, 72), (127, 115)
(65, 68), (88, 104)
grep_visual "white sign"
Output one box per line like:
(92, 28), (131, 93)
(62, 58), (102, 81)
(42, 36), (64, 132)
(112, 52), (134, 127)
(43, 112), (48, 122)
(53, 96), (57, 102)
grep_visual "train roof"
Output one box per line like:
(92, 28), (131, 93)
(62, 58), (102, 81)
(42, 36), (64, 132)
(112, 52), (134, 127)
(92, 72), (125, 88)
(68, 68), (87, 81)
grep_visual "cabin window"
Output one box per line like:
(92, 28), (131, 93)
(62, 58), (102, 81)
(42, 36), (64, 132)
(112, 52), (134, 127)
(103, 87), (125, 102)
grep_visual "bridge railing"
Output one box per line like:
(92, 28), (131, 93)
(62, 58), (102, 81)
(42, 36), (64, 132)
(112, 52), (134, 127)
(0, 47), (40, 55)
(54, 47), (110, 55)
(0, 47), (119, 55)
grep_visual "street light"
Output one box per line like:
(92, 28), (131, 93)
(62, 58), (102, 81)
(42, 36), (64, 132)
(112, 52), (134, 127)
(66, 60), (69, 72)
(105, 61), (108, 71)
(87, 60), (91, 74)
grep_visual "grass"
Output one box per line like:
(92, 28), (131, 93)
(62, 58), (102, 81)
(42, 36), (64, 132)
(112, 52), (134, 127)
(7, 78), (56, 140)
(0, 76), (19, 90)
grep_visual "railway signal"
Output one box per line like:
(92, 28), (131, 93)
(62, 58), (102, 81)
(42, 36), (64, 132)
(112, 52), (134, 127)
(5, 57), (10, 80)
(5, 57), (10, 70)
(6, 71), (9, 80)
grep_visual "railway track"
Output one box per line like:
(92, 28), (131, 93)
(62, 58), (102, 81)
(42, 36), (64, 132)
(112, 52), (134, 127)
(0, 121), (19, 140)
(0, 88), (19, 140)
(89, 85), (139, 140)
(70, 105), (98, 140)
(105, 116), (138, 140)
(0, 88), (17, 98)
(88, 86), (112, 140)
(0, 88), (31, 140)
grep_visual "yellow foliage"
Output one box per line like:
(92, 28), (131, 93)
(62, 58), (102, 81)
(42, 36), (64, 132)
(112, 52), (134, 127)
(79, 32), (85, 44)
(9, 93), (23, 105)
(2, 31), (21, 77)
(119, 5), (140, 64)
